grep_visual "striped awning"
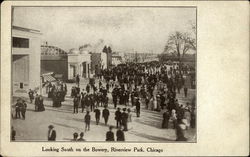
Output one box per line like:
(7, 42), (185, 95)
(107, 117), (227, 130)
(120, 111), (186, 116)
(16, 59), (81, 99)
(43, 75), (56, 82)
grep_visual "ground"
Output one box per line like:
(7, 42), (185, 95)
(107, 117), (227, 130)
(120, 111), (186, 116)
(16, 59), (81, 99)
(12, 78), (196, 142)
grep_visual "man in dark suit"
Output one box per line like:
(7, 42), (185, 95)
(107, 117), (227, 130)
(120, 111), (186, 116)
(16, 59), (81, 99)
(116, 126), (125, 141)
(115, 108), (122, 128)
(15, 99), (22, 119)
(112, 87), (118, 108)
(102, 106), (110, 125)
(135, 98), (141, 117)
(73, 96), (79, 114)
(121, 108), (128, 131)
(28, 89), (34, 103)
(94, 107), (101, 125)
(21, 100), (27, 120)
(162, 110), (170, 128)
(48, 125), (56, 141)
(106, 126), (114, 141)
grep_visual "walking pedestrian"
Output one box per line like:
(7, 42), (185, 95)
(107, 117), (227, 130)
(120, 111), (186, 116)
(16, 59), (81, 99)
(112, 87), (118, 108)
(28, 89), (34, 103)
(84, 111), (91, 131)
(184, 87), (188, 97)
(115, 107), (122, 128)
(15, 99), (22, 119)
(34, 94), (39, 111)
(94, 108), (101, 125)
(121, 108), (128, 131)
(102, 106), (110, 125)
(21, 100), (27, 120)
(81, 91), (86, 113)
(135, 97), (141, 117)
(127, 108), (133, 130)
(162, 110), (170, 129)
(73, 96), (79, 114)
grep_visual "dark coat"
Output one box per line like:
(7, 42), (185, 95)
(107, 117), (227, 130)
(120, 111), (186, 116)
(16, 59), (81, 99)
(84, 114), (91, 123)
(94, 109), (101, 118)
(115, 110), (122, 121)
(106, 131), (114, 141)
(116, 130), (125, 141)
(48, 130), (56, 141)
(135, 101), (140, 110)
(121, 112), (128, 123)
(102, 108), (110, 119)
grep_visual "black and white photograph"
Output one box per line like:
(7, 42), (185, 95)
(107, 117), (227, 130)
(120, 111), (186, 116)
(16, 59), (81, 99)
(11, 6), (197, 142)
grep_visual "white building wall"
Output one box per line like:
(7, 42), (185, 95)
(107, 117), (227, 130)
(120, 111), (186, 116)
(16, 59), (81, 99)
(101, 53), (107, 69)
(68, 53), (91, 79)
(12, 28), (41, 96)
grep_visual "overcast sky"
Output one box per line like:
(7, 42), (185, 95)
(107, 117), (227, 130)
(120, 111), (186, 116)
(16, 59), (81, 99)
(13, 7), (196, 53)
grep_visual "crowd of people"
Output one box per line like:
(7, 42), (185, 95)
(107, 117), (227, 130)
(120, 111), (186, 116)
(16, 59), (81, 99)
(66, 61), (196, 141)
(13, 61), (196, 142)
(47, 81), (67, 107)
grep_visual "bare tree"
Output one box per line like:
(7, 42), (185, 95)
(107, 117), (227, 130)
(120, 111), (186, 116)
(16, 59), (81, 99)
(165, 31), (195, 62)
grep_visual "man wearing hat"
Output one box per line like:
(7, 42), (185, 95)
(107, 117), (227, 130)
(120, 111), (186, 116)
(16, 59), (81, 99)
(48, 125), (56, 141)
(121, 108), (128, 131)
(73, 95), (79, 114)
(116, 126), (125, 141)
(135, 97), (141, 117)
(106, 126), (114, 141)
(72, 132), (78, 141)
(15, 98), (22, 119)
(112, 86), (118, 108)
(21, 100), (27, 120)
(102, 106), (110, 125)
(115, 107), (122, 128)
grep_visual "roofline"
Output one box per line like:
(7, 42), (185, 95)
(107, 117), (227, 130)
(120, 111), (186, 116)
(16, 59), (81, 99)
(12, 25), (42, 34)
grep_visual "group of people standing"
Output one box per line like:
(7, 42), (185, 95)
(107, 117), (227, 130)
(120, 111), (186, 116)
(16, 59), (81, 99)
(14, 98), (27, 119)
(28, 89), (45, 112)
(47, 81), (67, 107)
(99, 62), (196, 141)
(13, 60), (195, 142)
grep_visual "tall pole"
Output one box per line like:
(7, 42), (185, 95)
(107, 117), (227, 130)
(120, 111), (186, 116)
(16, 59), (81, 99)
(135, 51), (138, 63)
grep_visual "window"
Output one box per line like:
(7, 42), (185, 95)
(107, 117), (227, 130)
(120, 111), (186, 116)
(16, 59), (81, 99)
(20, 82), (23, 89)
(12, 37), (29, 48)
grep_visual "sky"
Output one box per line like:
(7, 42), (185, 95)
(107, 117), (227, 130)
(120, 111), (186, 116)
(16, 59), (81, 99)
(13, 7), (196, 53)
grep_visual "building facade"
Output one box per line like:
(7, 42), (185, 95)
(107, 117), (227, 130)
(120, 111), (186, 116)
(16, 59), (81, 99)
(91, 53), (102, 76)
(12, 26), (42, 96)
(41, 45), (68, 81)
(67, 49), (91, 80)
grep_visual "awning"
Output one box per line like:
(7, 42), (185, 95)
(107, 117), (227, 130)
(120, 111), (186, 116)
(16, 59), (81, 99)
(43, 75), (56, 82)
(54, 74), (63, 79)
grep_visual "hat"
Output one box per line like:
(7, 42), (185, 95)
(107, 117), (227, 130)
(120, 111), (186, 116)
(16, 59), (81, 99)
(48, 125), (54, 129)
(80, 132), (84, 137)
(73, 132), (78, 136)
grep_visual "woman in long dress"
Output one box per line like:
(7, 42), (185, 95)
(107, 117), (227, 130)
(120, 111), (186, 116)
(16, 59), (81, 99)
(153, 96), (157, 111)
(127, 108), (133, 130)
